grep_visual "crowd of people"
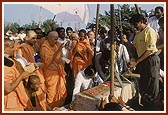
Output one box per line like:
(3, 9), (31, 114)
(3, 6), (164, 111)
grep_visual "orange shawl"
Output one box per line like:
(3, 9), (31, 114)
(4, 59), (33, 111)
(69, 39), (94, 77)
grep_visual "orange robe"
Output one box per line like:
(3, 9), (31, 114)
(40, 40), (67, 109)
(69, 39), (94, 77)
(25, 87), (47, 111)
(34, 37), (46, 53)
(19, 43), (35, 63)
(19, 43), (47, 111)
(4, 59), (33, 111)
(34, 89), (47, 111)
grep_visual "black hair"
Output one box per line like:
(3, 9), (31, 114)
(79, 29), (86, 34)
(130, 14), (147, 25)
(87, 31), (91, 34)
(99, 27), (107, 34)
(92, 24), (96, 28)
(108, 29), (111, 35)
(66, 27), (73, 32)
(155, 6), (164, 12)
(56, 27), (65, 33)
(103, 102), (122, 111)
(84, 65), (96, 77)
(18, 27), (24, 33)
(158, 16), (164, 25)
(34, 28), (42, 34)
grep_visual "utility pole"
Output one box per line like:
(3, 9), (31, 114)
(39, 6), (42, 28)
(93, 4), (100, 66)
(74, 8), (79, 32)
(109, 4), (115, 98)
(135, 4), (141, 14)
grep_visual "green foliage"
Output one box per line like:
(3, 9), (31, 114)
(41, 19), (59, 34)
(87, 4), (148, 31)
(22, 21), (38, 31)
(4, 22), (20, 34)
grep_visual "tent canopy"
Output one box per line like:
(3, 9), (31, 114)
(36, 4), (90, 26)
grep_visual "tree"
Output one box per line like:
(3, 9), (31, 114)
(99, 12), (111, 29)
(21, 21), (39, 32)
(41, 19), (59, 34)
(86, 11), (111, 31)
(4, 22), (20, 34)
(31, 20), (39, 29)
(4, 19), (59, 36)
(22, 24), (32, 31)
(87, 4), (148, 31)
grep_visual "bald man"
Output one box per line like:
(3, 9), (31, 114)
(25, 75), (50, 111)
(17, 30), (38, 62)
(16, 30), (47, 109)
(40, 31), (67, 109)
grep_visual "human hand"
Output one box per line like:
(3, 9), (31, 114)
(53, 107), (60, 111)
(156, 49), (162, 55)
(129, 60), (137, 68)
(48, 64), (57, 71)
(101, 97), (108, 109)
(20, 71), (30, 79)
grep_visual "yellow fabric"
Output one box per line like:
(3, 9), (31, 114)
(133, 26), (158, 57)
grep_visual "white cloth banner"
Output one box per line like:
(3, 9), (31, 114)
(36, 3), (90, 26)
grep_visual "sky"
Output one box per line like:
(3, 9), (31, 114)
(3, 2), (165, 30)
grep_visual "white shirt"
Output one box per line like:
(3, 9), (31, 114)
(15, 54), (29, 68)
(57, 38), (71, 63)
(17, 33), (26, 41)
(116, 44), (130, 73)
(61, 47), (70, 64)
(92, 38), (101, 52)
(95, 36), (108, 52)
(117, 44), (130, 63)
(148, 16), (160, 33)
(72, 69), (103, 101)
(9, 36), (15, 41)
(57, 37), (72, 48)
